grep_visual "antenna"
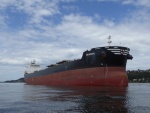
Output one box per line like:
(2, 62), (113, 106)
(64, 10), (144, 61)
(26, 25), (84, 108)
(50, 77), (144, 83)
(108, 35), (112, 46)
(31, 59), (36, 64)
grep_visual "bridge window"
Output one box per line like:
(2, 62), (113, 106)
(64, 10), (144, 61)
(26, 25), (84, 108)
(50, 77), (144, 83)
(86, 53), (96, 64)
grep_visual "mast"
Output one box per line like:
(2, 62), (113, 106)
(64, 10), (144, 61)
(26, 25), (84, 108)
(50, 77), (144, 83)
(108, 35), (112, 46)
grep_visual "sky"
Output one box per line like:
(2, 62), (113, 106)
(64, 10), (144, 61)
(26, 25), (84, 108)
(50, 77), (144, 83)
(0, 0), (150, 81)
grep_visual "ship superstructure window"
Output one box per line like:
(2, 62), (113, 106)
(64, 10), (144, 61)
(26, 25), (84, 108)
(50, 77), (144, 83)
(86, 52), (96, 64)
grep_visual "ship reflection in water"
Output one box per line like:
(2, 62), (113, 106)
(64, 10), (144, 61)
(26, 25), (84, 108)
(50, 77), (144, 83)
(24, 85), (129, 113)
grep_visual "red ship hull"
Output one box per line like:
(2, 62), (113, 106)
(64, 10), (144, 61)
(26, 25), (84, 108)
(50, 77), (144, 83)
(25, 67), (128, 86)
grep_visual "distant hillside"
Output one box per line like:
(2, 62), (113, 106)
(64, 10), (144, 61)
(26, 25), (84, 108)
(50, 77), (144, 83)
(4, 78), (25, 83)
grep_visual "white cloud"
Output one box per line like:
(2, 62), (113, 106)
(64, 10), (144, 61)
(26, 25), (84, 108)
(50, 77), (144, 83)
(0, 0), (16, 8)
(0, 0), (60, 25)
(95, 0), (150, 7)
(0, 15), (8, 29)
(122, 0), (150, 7)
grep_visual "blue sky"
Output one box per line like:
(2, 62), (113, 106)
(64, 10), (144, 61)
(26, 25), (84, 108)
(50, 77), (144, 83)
(0, 0), (150, 81)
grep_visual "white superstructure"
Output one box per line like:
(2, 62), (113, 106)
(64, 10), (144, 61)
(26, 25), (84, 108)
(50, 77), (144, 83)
(24, 60), (41, 74)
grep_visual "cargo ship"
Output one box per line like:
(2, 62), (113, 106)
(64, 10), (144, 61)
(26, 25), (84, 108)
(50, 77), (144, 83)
(24, 37), (133, 86)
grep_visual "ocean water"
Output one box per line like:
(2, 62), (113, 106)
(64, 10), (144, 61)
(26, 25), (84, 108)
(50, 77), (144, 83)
(0, 83), (150, 113)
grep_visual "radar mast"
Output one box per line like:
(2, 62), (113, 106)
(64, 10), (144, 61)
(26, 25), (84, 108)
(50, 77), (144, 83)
(108, 35), (112, 46)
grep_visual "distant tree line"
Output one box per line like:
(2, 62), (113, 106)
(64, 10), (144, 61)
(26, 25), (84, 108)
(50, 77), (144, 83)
(127, 69), (150, 83)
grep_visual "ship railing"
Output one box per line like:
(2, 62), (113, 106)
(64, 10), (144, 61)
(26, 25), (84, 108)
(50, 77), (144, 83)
(47, 60), (73, 68)
(56, 60), (72, 64)
(47, 64), (58, 68)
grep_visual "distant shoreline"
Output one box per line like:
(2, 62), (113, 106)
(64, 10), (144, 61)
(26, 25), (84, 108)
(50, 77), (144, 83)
(127, 69), (150, 83)
(3, 78), (25, 83)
